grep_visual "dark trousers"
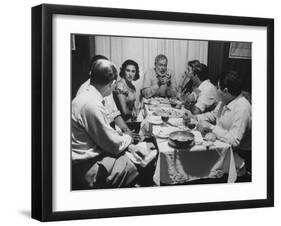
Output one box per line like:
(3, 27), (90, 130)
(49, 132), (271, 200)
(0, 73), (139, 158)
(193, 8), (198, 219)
(72, 154), (139, 190)
(235, 149), (252, 182)
(236, 149), (252, 173)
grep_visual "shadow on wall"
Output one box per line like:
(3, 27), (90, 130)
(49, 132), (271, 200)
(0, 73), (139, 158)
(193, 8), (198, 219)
(71, 35), (95, 99)
(208, 41), (252, 93)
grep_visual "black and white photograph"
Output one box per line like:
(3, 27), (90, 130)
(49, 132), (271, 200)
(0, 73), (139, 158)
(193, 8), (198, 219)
(30, 3), (274, 221)
(1, 0), (279, 225)
(71, 34), (252, 190)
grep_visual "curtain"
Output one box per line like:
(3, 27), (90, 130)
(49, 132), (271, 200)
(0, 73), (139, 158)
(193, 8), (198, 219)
(94, 36), (208, 100)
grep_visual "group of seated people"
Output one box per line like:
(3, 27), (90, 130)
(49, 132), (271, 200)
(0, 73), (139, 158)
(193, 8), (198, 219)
(71, 53), (252, 189)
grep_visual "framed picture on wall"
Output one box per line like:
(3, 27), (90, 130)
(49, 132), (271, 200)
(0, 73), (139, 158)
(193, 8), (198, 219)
(32, 4), (274, 221)
(229, 42), (252, 59)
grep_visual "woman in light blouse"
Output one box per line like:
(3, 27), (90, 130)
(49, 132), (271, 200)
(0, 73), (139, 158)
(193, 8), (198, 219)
(113, 59), (140, 122)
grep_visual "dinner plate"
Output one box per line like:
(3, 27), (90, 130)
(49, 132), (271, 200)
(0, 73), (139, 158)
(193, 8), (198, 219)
(148, 100), (159, 105)
(153, 107), (184, 118)
(168, 118), (183, 127)
(154, 97), (170, 104)
(154, 127), (171, 138)
(153, 126), (178, 139)
(147, 97), (169, 104)
(147, 115), (163, 125)
(155, 132), (170, 139)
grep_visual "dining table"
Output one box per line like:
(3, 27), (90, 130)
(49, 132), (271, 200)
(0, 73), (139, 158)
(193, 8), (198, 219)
(136, 97), (244, 186)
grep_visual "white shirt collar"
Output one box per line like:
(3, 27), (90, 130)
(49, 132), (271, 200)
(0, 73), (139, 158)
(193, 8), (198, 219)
(198, 79), (211, 90)
(86, 85), (104, 104)
(226, 94), (244, 111)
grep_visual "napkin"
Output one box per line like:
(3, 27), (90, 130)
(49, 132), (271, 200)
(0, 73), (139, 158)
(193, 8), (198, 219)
(126, 142), (158, 168)
(191, 130), (204, 145)
(137, 109), (144, 121)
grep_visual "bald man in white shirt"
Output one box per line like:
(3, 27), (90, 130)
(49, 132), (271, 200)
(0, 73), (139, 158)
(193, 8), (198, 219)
(72, 59), (140, 189)
(76, 55), (132, 135)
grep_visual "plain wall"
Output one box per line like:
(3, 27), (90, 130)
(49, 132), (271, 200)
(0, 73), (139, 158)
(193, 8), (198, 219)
(208, 41), (251, 91)
(0, 0), (279, 226)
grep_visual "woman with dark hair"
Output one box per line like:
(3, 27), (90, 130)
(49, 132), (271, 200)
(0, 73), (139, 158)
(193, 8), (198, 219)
(113, 59), (140, 122)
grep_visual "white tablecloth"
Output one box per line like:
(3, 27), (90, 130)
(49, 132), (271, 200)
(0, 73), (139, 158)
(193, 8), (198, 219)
(140, 99), (242, 185)
(153, 136), (237, 185)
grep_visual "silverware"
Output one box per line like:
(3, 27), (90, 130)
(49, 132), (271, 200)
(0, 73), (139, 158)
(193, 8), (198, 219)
(166, 121), (179, 128)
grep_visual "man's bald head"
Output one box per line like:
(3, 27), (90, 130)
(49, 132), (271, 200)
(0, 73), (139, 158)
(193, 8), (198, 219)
(90, 59), (117, 86)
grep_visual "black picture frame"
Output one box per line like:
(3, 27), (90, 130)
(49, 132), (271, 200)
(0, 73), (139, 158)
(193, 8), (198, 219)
(32, 3), (274, 222)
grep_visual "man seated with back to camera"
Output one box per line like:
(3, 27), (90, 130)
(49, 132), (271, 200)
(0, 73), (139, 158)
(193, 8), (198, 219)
(183, 63), (218, 114)
(142, 54), (177, 98)
(72, 59), (155, 189)
(76, 55), (134, 137)
(185, 70), (252, 179)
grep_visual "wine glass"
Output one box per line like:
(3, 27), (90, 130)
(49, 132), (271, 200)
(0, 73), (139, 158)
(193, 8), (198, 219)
(183, 115), (190, 127)
(183, 115), (197, 130)
(187, 118), (197, 130)
(187, 121), (196, 130)
(161, 115), (169, 126)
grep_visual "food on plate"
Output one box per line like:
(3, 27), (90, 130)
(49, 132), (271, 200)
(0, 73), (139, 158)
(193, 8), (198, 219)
(168, 118), (183, 127)
(148, 99), (159, 105)
(153, 108), (184, 118)
(148, 97), (170, 105)
(153, 126), (178, 139)
(148, 104), (171, 111)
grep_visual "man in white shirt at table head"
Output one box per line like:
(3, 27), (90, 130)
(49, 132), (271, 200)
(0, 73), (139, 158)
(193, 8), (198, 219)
(184, 63), (218, 114)
(142, 54), (177, 98)
(72, 59), (139, 189)
(186, 70), (252, 175)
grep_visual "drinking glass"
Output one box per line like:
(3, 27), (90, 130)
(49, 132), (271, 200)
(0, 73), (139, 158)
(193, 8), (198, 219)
(161, 115), (169, 126)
